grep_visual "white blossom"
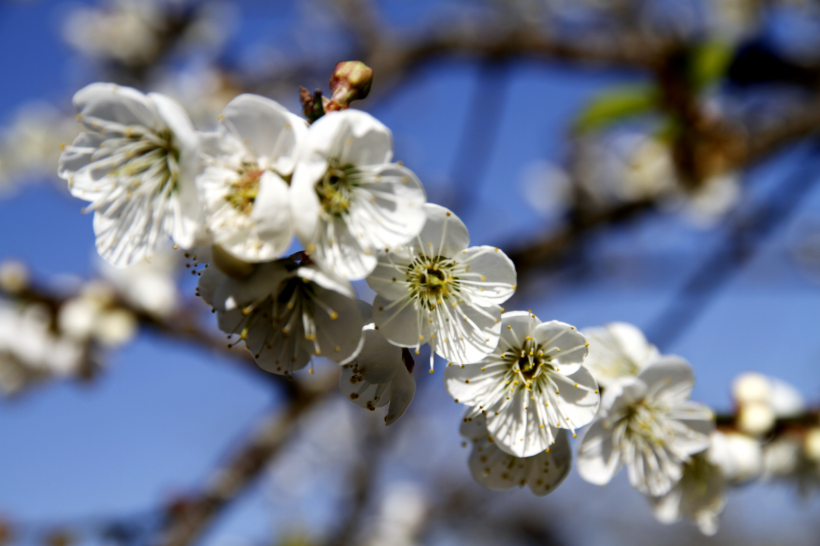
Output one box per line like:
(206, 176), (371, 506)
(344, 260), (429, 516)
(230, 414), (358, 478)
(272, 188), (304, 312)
(0, 302), (84, 395)
(58, 281), (138, 348)
(59, 83), (202, 266)
(340, 313), (416, 425)
(97, 247), (181, 318)
(577, 356), (714, 496)
(732, 372), (805, 435)
(197, 95), (306, 262)
(198, 254), (365, 375)
(367, 204), (516, 368)
(582, 321), (659, 387)
(460, 410), (572, 495)
(649, 451), (726, 536)
(445, 311), (599, 457)
(290, 109), (427, 279)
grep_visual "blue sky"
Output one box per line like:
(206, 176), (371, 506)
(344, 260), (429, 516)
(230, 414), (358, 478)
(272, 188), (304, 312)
(1, 1), (820, 545)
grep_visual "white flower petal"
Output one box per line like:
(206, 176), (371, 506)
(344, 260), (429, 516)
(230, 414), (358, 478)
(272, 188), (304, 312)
(372, 295), (430, 348)
(307, 109), (393, 167)
(385, 362), (415, 425)
(196, 264), (224, 306)
(433, 300), (502, 364)
(296, 263), (355, 298)
(365, 255), (414, 301)
(220, 94), (307, 176)
(353, 328), (402, 384)
(531, 320), (588, 375)
(311, 286), (365, 364)
(74, 83), (159, 129)
(637, 355), (695, 403)
(577, 418), (623, 486)
(410, 203), (469, 257)
(453, 246), (517, 305)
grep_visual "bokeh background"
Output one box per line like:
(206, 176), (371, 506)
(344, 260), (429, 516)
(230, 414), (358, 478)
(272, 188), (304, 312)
(2, 0), (820, 545)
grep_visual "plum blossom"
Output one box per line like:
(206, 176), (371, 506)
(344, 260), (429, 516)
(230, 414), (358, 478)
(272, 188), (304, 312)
(460, 411), (572, 495)
(367, 204), (516, 369)
(445, 311), (599, 457)
(59, 83), (202, 266)
(340, 309), (416, 425)
(197, 95), (307, 262)
(582, 321), (659, 387)
(290, 109), (426, 279)
(577, 356), (714, 496)
(198, 254), (365, 375)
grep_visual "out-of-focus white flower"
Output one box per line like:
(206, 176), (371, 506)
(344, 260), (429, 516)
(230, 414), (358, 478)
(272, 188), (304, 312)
(762, 431), (820, 495)
(0, 302), (85, 395)
(577, 134), (676, 207)
(290, 109), (427, 279)
(97, 247), (180, 318)
(365, 482), (427, 546)
(198, 254), (365, 375)
(518, 160), (572, 219)
(340, 317), (416, 426)
(367, 204), (516, 369)
(582, 322), (659, 387)
(709, 430), (763, 483)
(0, 103), (79, 194)
(58, 281), (138, 348)
(59, 83), (202, 266)
(0, 260), (29, 294)
(62, 0), (233, 67)
(805, 428), (820, 463)
(63, 0), (163, 66)
(650, 450), (726, 536)
(460, 411), (572, 495)
(732, 372), (805, 435)
(198, 95), (306, 263)
(672, 172), (741, 228)
(577, 356), (714, 496)
(445, 311), (599, 457)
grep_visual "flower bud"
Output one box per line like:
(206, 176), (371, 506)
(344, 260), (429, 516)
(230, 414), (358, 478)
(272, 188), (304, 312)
(0, 260), (29, 294)
(737, 401), (775, 436)
(732, 372), (770, 405)
(327, 61), (373, 111)
(804, 428), (820, 462)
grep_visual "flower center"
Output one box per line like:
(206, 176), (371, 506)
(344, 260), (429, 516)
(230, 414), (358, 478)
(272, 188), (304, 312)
(111, 128), (179, 192)
(407, 255), (460, 308)
(316, 161), (356, 216)
(227, 163), (263, 215)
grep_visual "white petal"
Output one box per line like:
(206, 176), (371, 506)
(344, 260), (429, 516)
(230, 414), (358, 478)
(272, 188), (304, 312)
(196, 265), (225, 306)
(354, 328), (402, 384)
(289, 158), (325, 245)
(212, 261), (290, 311)
(311, 286), (365, 364)
(433, 299), (502, 364)
(410, 203), (470, 257)
(453, 246), (516, 305)
(372, 295), (430, 348)
(310, 217), (379, 279)
(346, 164), (427, 248)
(307, 109), (393, 167)
(527, 431), (573, 496)
(497, 310), (541, 350)
(549, 365), (601, 429)
(638, 355), (694, 403)
(532, 320), (588, 375)
(58, 132), (107, 196)
(385, 362), (415, 425)
(149, 92), (198, 152)
(296, 263), (355, 298)
(219, 94), (307, 175)
(74, 83), (160, 130)
(606, 322), (659, 369)
(577, 417), (623, 486)
(365, 254), (414, 301)
(217, 171), (293, 262)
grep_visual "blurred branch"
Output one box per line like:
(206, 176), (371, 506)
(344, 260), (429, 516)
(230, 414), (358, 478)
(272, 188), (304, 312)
(0, 281), (267, 379)
(159, 378), (335, 546)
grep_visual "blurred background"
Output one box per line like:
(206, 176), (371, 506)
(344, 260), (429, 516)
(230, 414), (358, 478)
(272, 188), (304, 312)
(2, 0), (820, 544)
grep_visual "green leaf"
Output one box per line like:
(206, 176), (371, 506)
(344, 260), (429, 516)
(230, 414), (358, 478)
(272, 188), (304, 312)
(573, 85), (659, 134)
(690, 40), (734, 90)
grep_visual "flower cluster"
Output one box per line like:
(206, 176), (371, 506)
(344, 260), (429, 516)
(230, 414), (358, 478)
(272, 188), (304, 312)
(59, 72), (812, 539)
